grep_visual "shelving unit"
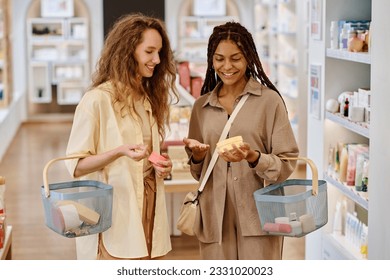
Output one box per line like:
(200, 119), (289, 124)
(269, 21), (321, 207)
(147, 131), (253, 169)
(178, 15), (239, 64)
(0, 0), (12, 108)
(27, 16), (90, 105)
(253, 0), (309, 156)
(306, 0), (390, 260)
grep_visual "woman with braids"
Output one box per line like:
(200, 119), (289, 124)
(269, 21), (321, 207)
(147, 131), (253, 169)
(183, 21), (299, 259)
(65, 13), (178, 260)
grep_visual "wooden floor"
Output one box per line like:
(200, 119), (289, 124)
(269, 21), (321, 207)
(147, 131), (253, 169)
(0, 121), (305, 260)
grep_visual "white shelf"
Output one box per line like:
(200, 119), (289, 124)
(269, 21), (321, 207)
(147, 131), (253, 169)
(254, 0), (307, 156)
(324, 173), (368, 210)
(57, 81), (87, 105)
(178, 15), (239, 64)
(326, 48), (371, 64)
(325, 112), (369, 138)
(27, 17), (90, 105)
(28, 62), (52, 103)
(323, 232), (365, 260)
(306, 0), (375, 260)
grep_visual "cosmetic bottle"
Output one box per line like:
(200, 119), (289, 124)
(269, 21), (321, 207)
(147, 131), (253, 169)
(339, 145), (348, 182)
(289, 212), (302, 236)
(333, 201), (342, 235)
(339, 24), (349, 50)
(343, 98), (349, 117)
(330, 21), (339, 49)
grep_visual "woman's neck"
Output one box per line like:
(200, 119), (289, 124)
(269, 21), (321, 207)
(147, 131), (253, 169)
(218, 78), (248, 98)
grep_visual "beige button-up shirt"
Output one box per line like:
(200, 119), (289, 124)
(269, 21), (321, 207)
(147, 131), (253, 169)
(187, 77), (299, 243)
(65, 82), (171, 259)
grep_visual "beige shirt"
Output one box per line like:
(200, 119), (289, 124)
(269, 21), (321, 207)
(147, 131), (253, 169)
(65, 82), (171, 259)
(187, 77), (299, 243)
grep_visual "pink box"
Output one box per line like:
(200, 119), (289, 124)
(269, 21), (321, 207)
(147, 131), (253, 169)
(148, 151), (165, 166)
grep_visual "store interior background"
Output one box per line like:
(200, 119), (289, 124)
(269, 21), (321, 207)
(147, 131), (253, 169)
(1, 0), (390, 260)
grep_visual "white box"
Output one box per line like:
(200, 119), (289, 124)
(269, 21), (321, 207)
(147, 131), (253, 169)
(358, 88), (371, 108)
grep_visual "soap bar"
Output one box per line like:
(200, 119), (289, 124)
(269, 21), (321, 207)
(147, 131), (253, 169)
(263, 222), (292, 234)
(216, 136), (243, 152)
(59, 204), (83, 231)
(56, 200), (100, 225)
(299, 214), (316, 233)
(148, 151), (165, 166)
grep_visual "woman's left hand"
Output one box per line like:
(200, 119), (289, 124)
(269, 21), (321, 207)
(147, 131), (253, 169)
(218, 142), (250, 162)
(152, 153), (173, 179)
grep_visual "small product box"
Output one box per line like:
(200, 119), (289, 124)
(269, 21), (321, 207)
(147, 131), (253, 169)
(167, 145), (192, 180)
(357, 88), (371, 108)
(0, 215), (6, 249)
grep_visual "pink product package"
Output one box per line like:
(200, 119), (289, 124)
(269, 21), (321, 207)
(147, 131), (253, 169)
(148, 151), (165, 166)
(263, 222), (292, 234)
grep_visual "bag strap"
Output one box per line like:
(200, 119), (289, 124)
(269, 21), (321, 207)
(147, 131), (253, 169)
(198, 93), (250, 193)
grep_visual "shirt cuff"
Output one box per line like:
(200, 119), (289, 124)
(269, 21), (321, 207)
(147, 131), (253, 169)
(248, 150), (261, 168)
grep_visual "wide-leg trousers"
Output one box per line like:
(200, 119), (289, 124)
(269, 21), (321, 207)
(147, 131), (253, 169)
(199, 166), (283, 260)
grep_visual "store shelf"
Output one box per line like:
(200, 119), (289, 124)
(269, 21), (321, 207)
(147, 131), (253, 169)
(326, 48), (371, 64)
(178, 15), (238, 63)
(324, 173), (368, 210)
(306, 0), (373, 260)
(0, 225), (12, 260)
(0, 0), (12, 109)
(322, 232), (365, 260)
(27, 17), (90, 105)
(325, 112), (369, 138)
(254, 0), (308, 156)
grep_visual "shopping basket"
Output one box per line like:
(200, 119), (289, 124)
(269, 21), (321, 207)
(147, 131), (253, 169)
(253, 157), (327, 237)
(41, 154), (113, 238)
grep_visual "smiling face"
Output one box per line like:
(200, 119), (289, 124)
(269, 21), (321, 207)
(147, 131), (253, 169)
(134, 28), (162, 78)
(213, 39), (248, 88)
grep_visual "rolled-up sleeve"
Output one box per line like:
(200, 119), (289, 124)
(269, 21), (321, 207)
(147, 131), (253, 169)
(65, 92), (100, 178)
(254, 99), (299, 184)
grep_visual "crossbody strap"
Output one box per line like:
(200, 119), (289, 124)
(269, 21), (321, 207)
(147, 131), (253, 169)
(198, 93), (249, 193)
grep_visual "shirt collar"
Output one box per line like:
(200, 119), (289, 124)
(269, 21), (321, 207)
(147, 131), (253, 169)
(201, 77), (263, 108)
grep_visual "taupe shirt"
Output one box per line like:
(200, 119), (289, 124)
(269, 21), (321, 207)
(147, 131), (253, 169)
(187, 77), (299, 243)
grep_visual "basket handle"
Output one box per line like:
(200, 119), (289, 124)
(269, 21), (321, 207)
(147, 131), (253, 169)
(43, 154), (88, 198)
(281, 157), (319, 196)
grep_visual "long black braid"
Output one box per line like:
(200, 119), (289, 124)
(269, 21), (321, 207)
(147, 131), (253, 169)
(200, 21), (285, 107)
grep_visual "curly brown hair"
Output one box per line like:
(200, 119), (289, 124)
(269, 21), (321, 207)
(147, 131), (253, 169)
(91, 13), (178, 139)
(201, 21), (284, 104)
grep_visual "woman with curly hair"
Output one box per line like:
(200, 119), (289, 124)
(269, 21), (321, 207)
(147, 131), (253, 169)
(65, 13), (178, 260)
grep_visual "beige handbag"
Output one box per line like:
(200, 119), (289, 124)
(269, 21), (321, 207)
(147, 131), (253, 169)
(176, 94), (249, 236)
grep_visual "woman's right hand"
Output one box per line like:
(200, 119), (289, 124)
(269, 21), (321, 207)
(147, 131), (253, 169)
(119, 144), (149, 161)
(73, 144), (149, 177)
(183, 138), (210, 163)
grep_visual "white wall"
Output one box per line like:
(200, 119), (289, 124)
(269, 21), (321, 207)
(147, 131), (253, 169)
(368, 0), (390, 260)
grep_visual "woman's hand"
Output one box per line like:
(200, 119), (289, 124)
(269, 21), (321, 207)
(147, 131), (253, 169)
(120, 144), (149, 161)
(183, 137), (210, 163)
(73, 144), (149, 177)
(218, 142), (259, 164)
(151, 153), (172, 179)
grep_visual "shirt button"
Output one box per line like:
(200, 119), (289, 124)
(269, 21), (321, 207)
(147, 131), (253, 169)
(233, 177), (238, 181)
